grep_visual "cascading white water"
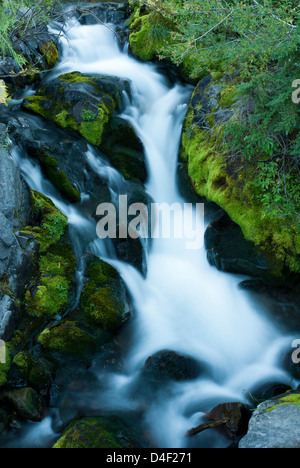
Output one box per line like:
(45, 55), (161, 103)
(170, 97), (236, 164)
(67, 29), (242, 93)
(9, 15), (297, 448)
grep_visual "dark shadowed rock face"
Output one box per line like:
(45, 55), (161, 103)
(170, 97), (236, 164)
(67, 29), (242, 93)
(239, 279), (300, 334)
(205, 213), (271, 278)
(3, 387), (46, 422)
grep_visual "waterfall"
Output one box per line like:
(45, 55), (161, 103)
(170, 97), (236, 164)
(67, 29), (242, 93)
(7, 12), (297, 448)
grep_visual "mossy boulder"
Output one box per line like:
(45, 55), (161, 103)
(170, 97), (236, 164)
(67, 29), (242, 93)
(21, 73), (147, 183)
(38, 321), (99, 362)
(12, 352), (53, 391)
(22, 72), (131, 147)
(53, 416), (141, 448)
(40, 40), (59, 69)
(143, 350), (207, 382)
(180, 74), (300, 280)
(81, 257), (131, 332)
(12, 351), (32, 378)
(22, 191), (68, 253)
(4, 387), (46, 422)
(22, 192), (76, 318)
(205, 213), (271, 278)
(7, 114), (112, 207)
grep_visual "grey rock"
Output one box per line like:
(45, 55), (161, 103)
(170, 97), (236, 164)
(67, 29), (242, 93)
(206, 84), (222, 99)
(214, 108), (234, 124)
(0, 211), (32, 298)
(0, 124), (31, 227)
(239, 396), (300, 448)
(0, 293), (19, 341)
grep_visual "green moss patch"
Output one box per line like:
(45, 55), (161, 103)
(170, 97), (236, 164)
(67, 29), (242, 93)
(181, 84), (300, 278)
(81, 259), (130, 332)
(129, 9), (172, 62)
(266, 393), (300, 413)
(23, 191), (68, 253)
(26, 147), (80, 203)
(40, 41), (59, 68)
(53, 416), (139, 449)
(38, 321), (97, 359)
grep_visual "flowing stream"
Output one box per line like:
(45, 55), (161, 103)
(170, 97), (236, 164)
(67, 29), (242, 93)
(5, 9), (298, 448)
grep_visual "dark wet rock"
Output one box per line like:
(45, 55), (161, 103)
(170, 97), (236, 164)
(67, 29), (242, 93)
(12, 350), (55, 396)
(0, 57), (23, 90)
(143, 350), (206, 382)
(13, 25), (59, 71)
(0, 26), (59, 94)
(110, 181), (152, 275)
(52, 365), (102, 427)
(239, 279), (300, 334)
(3, 387), (46, 422)
(101, 116), (147, 183)
(8, 113), (111, 205)
(205, 213), (270, 278)
(75, 2), (128, 27)
(187, 401), (251, 446)
(113, 236), (146, 275)
(245, 381), (293, 407)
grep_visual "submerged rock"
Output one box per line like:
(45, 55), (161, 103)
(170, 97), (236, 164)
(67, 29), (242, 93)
(143, 350), (206, 382)
(38, 321), (99, 363)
